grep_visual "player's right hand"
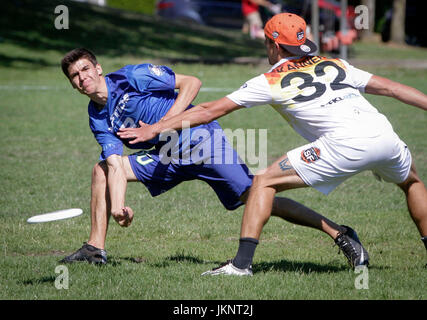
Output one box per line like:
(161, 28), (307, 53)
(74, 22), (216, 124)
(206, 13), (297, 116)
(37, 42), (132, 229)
(111, 206), (134, 227)
(117, 120), (158, 144)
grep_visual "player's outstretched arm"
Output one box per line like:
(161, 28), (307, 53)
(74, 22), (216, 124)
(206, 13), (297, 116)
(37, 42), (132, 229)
(365, 75), (427, 111)
(118, 97), (243, 144)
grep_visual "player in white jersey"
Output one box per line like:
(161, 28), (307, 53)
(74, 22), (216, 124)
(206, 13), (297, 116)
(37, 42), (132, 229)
(119, 13), (427, 274)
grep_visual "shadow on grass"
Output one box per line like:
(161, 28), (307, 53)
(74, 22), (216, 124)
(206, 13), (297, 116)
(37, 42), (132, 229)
(114, 257), (146, 264)
(167, 253), (205, 264)
(0, 53), (55, 68)
(253, 259), (348, 274)
(113, 253), (389, 275)
(2, 0), (265, 68)
(254, 259), (390, 274)
(114, 253), (206, 268)
(24, 253), (388, 279)
(21, 276), (56, 286)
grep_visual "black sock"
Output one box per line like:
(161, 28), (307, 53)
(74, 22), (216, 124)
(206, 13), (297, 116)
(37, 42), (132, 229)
(232, 237), (259, 269)
(422, 237), (427, 251)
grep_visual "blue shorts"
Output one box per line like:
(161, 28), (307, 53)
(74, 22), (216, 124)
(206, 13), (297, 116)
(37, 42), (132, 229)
(128, 132), (253, 210)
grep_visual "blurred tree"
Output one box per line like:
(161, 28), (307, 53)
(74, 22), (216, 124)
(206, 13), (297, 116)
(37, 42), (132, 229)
(390, 0), (405, 44)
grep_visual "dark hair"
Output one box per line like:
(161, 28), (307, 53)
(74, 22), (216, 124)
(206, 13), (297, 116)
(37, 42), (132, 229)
(61, 48), (98, 78)
(266, 37), (293, 56)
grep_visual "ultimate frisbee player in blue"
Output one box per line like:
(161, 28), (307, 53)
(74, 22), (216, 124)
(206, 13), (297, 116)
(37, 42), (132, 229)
(59, 48), (367, 267)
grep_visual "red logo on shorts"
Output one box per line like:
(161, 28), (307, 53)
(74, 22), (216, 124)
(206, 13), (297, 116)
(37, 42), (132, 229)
(301, 147), (321, 163)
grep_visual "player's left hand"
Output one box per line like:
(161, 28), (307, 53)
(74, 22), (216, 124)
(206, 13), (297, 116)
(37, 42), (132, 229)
(118, 120), (158, 144)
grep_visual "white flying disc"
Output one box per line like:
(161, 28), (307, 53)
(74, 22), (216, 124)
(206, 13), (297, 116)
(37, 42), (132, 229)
(27, 208), (83, 224)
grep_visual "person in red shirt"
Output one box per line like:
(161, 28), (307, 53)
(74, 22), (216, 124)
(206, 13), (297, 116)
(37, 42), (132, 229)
(242, 0), (281, 39)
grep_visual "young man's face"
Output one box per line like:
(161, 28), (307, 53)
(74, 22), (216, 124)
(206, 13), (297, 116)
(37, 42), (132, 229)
(67, 58), (103, 96)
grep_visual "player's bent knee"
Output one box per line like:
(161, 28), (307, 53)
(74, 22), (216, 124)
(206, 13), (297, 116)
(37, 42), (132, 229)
(255, 168), (268, 176)
(252, 171), (275, 189)
(92, 161), (108, 183)
(251, 173), (265, 187)
(398, 169), (423, 194)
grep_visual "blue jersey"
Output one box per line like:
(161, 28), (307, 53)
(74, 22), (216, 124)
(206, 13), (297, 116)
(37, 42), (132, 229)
(87, 64), (253, 210)
(88, 63), (216, 161)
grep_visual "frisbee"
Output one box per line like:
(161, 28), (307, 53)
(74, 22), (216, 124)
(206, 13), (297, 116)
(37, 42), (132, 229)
(27, 208), (83, 224)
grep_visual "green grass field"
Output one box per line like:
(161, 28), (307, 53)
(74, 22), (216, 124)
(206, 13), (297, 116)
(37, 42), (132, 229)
(0, 0), (426, 301)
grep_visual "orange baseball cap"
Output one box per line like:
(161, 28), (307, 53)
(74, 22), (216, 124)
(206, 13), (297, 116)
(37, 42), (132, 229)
(264, 13), (317, 56)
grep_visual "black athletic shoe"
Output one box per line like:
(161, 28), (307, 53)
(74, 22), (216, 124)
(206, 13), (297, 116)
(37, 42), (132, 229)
(60, 242), (107, 265)
(334, 225), (369, 268)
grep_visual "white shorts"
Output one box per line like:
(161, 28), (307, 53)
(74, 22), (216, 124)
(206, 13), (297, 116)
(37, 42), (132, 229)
(287, 131), (412, 195)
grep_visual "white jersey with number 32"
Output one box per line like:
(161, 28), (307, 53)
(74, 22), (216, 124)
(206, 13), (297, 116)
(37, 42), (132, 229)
(227, 56), (393, 142)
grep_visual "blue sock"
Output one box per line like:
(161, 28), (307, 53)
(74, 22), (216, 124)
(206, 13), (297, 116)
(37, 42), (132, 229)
(232, 237), (259, 269)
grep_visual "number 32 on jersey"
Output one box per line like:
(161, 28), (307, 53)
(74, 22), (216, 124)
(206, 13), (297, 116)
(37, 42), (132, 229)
(275, 59), (355, 103)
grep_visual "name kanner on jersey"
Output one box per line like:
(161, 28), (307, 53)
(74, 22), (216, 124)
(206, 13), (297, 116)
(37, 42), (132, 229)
(272, 55), (324, 72)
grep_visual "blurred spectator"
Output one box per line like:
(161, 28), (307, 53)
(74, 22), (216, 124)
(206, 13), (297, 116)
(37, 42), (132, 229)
(242, 0), (281, 39)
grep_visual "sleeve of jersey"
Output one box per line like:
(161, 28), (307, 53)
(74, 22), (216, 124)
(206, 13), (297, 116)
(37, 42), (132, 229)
(89, 116), (123, 161)
(226, 74), (273, 108)
(339, 59), (373, 93)
(127, 64), (175, 92)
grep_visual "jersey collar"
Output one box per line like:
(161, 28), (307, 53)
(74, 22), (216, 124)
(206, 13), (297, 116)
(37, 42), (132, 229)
(268, 56), (305, 72)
